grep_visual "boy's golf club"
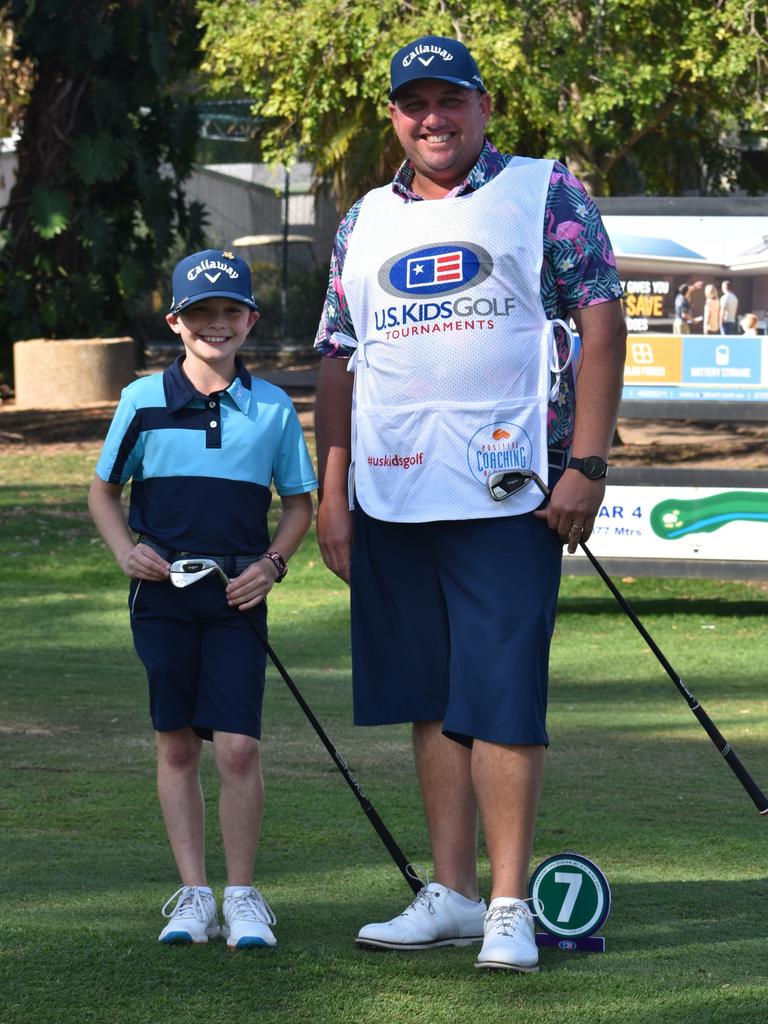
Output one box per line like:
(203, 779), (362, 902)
(169, 558), (422, 894)
(488, 468), (768, 817)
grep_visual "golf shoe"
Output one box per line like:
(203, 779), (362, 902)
(356, 882), (486, 950)
(158, 885), (221, 944)
(475, 897), (539, 972)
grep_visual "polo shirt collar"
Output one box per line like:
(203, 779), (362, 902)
(392, 137), (503, 200)
(163, 354), (252, 413)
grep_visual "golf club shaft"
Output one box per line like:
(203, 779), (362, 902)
(576, 542), (768, 815)
(497, 472), (768, 815)
(243, 609), (422, 894)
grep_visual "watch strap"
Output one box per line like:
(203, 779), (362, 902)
(260, 550), (287, 582)
(568, 455), (608, 480)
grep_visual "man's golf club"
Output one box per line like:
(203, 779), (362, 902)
(169, 558), (422, 894)
(488, 468), (768, 816)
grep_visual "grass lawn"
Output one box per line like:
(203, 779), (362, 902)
(1, 445), (767, 1024)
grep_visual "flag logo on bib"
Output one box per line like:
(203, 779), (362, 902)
(378, 242), (493, 298)
(406, 250), (463, 288)
(467, 422), (533, 484)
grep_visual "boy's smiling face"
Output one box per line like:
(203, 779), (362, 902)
(166, 297), (259, 372)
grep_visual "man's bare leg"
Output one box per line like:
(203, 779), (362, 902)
(156, 728), (206, 885)
(413, 720), (479, 899)
(213, 731), (264, 887)
(471, 740), (544, 900)
(355, 721), (484, 949)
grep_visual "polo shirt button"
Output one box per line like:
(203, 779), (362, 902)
(209, 420), (217, 428)
(208, 400), (216, 408)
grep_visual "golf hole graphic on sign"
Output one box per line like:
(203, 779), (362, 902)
(529, 853), (611, 953)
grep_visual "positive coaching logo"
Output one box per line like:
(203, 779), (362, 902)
(467, 422), (533, 484)
(378, 242), (493, 298)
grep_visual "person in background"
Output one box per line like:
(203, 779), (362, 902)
(719, 280), (739, 335)
(673, 284), (694, 334)
(703, 284), (720, 334)
(740, 312), (759, 335)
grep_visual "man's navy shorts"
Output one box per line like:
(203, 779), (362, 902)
(350, 476), (563, 747)
(129, 574), (267, 741)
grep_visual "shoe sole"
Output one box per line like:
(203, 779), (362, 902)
(475, 960), (540, 973)
(159, 927), (221, 945)
(356, 935), (483, 951)
(227, 937), (276, 949)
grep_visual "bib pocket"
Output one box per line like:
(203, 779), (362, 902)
(354, 398), (548, 523)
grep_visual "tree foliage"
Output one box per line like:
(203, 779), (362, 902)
(199, 0), (768, 209)
(0, 0), (206, 354)
(0, 13), (32, 137)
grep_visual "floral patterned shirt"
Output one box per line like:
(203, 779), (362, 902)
(314, 139), (623, 449)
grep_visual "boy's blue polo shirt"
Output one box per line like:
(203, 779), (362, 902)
(96, 355), (317, 554)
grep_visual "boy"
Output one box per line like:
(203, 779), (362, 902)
(89, 249), (317, 948)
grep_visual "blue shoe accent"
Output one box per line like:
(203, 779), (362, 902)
(159, 930), (193, 944)
(159, 886), (220, 944)
(234, 936), (270, 949)
(222, 887), (277, 948)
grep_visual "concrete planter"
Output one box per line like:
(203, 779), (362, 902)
(12, 337), (136, 408)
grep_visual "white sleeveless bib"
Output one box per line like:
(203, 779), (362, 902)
(342, 158), (567, 522)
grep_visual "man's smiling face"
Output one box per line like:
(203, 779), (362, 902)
(388, 80), (491, 199)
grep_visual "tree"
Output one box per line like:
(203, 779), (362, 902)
(0, 0), (206, 360)
(198, 0), (768, 210)
(0, 12), (32, 137)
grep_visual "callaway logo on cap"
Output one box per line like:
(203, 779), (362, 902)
(389, 35), (486, 99)
(170, 249), (258, 315)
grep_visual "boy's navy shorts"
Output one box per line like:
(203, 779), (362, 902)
(129, 574), (267, 741)
(350, 468), (564, 748)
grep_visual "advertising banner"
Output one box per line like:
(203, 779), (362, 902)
(681, 336), (763, 387)
(624, 334), (683, 386)
(567, 485), (768, 562)
(622, 334), (768, 402)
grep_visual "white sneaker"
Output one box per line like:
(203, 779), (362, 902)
(158, 886), (221, 944)
(222, 887), (277, 949)
(475, 897), (540, 972)
(356, 883), (487, 950)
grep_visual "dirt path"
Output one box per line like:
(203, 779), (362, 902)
(611, 418), (768, 470)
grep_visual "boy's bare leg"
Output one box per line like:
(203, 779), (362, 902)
(471, 740), (544, 900)
(213, 731), (264, 887)
(156, 728), (206, 885)
(413, 720), (479, 899)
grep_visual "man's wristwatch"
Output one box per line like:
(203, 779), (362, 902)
(567, 455), (609, 480)
(260, 551), (288, 582)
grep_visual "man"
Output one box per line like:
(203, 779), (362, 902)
(720, 280), (739, 335)
(673, 284), (693, 334)
(314, 35), (626, 973)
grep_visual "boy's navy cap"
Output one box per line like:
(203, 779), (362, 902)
(170, 249), (258, 315)
(389, 36), (486, 100)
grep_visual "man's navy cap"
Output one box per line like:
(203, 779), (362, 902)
(170, 249), (258, 315)
(389, 35), (486, 100)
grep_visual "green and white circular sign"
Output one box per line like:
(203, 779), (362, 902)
(529, 853), (611, 939)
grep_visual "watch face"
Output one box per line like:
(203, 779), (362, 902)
(571, 456), (607, 479)
(583, 456), (607, 479)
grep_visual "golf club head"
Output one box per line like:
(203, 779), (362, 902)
(169, 558), (230, 588)
(487, 468), (548, 501)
